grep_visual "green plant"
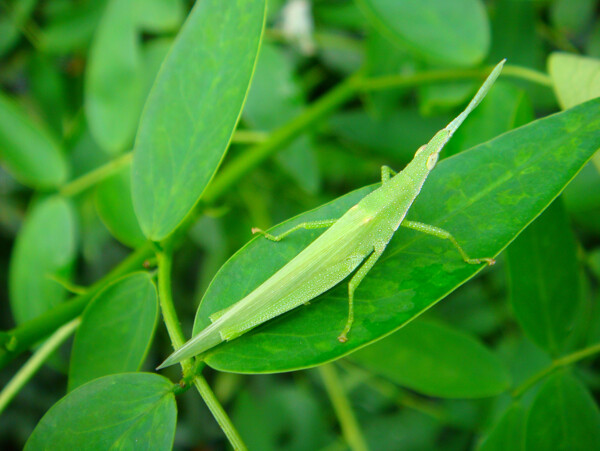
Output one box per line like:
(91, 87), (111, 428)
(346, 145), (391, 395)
(1, 0), (600, 450)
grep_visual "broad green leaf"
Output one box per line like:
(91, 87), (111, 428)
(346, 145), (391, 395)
(478, 404), (525, 451)
(9, 197), (78, 325)
(85, 0), (144, 154)
(68, 273), (158, 391)
(549, 52), (600, 110)
(525, 371), (600, 451)
(489, 0), (543, 70)
(136, 0), (184, 33)
(39, 1), (106, 54)
(349, 320), (510, 398)
(233, 383), (329, 451)
(0, 0), (37, 56)
(194, 98), (600, 373)
(244, 41), (320, 193)
(95, 166), (146, 248)
(497, 337), (551, 390)
(357, 0), (490, 67)
(550, 0), (595, 36)
(314, 1), (366, 31)
(506, 199), (581, 355)
(132, 0), (267, 241)
(141, 38), (173, 99)
(587, 20), (600, 58)
(418, 80), (476, 116)
(0, 91), (68, 189)
(27, 54), (68, 134)
(364, 410), (439, 451)
(488, 0), (550, 109)
(446, 82), (533, 156)
(329, 109), (450, 163)
(364, 26), (415, 115)
(26, 373), (176, 450)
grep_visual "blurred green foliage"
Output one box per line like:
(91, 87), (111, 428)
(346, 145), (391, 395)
(1, 0), (600, 450)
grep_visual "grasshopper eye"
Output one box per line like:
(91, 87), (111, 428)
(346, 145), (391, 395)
(415, 145), (426, 156)
(426, 152), (438, 170)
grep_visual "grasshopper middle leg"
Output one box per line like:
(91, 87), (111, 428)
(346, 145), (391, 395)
(252, 219), (337, 242)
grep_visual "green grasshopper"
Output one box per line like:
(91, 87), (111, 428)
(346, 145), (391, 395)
(158, 60), (505, 369)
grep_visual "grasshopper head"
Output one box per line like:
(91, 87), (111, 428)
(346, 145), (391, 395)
(411, 59), (506, 174)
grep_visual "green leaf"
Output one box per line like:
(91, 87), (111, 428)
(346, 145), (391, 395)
(364, 26), (416, 116)
(0, 0), (37, 56)
(132, 0), (267, 241)
(478, 404), (525, 451)
(27, 54), (68, 134)
(0, 91), (68, 189)
(357, 0), (490, 67)
(445, 82), (533, 156)
(506, 199), (581, 355)
(233, 383), (329, 451)
(350, 319), (510, 398)
(550, 0), (595, 36)
(194, 98), (600, 373)
(525, 371), (600, 451)
(329, 108), (450, 163)
(95, 165), (146, 248)
(549, 52), (600, 110)
(244, 41), (320, 193)
(136, 0), (184, 33)
(68, 273), (158, 391)
(9, 197), (78, 325)
(85, 0), (144, 154)
(25, 373), (176, 450)
(39, 1), (106, 54)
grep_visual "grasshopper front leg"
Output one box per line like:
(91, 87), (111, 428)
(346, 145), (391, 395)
(401, 220), (495, 265)
(381, 165), (397, 184)
(252, 219), (337, 242)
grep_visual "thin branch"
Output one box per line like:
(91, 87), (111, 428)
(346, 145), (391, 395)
(0, 318), (80, 415)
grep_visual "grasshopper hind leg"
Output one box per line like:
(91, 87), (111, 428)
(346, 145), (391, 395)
(401, 220), (495, 265)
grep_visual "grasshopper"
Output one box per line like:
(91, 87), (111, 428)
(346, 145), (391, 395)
(158, 60), (505, 369)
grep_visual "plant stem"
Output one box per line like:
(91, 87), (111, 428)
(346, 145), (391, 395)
(0, 318), (80, 415)
(357, 64), (552, 91)
(202, 72), (362, 204)
(156, 251), (185, 349)
(193, 375), (248, 451)
(155, 250), (245, 449)
(60, 152), (133, 197)
(0, 242), (154, 369)
(155, 250), (196, 375)
(319, 364), (369, 451)
(512, 342), (600, 398)
(230, 129), (269, 144)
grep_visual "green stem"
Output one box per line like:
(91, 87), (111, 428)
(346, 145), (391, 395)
(339, 360), (447, 423)
(230, 129), (269, 144)
(0, 318), (80, 415)
(202, 73), (362, 204)
(319, 364), (369, 451)
(193, 375), (248, 451)
(357, 64), (552, 91)
(156, 250), (196, 375)
(512, 342), (600, 398)
(156, 251), (186, 350)
(0, 242), (154, 369)
(60, 152), (133, 197)
(155, 250), (244, 449)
